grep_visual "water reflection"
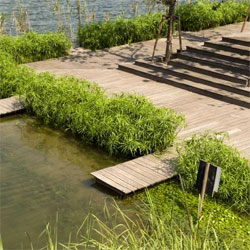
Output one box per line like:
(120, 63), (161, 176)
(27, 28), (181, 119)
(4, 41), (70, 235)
(0, 114), (132, 249)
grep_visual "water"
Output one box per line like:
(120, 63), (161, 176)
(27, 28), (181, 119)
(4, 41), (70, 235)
(0, 114), (133, 249)
(0, 0), (156, 41)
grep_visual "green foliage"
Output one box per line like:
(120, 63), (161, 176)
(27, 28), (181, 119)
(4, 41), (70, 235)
(0, 32), (72, 64)
(78, 12), (168, 50)
(0, 55), (185, 157)
(0, 51), (34, 98)
(176, 0), (249, 31)
(138, 180), (250, 250)
(38, 193), (235, 250)
(176, 133), (250, 212)
(78, 0), (249, 50)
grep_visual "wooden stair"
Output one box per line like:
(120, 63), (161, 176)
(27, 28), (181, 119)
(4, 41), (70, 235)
(118, 34), (250, 109)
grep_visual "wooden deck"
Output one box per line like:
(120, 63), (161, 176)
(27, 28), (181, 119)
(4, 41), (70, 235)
(0, 97), (25, 117)
(91, 152), (176, 195)
(27, 23), (250, 195)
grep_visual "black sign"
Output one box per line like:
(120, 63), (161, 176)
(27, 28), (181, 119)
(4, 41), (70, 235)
(196, 160), (221, 197)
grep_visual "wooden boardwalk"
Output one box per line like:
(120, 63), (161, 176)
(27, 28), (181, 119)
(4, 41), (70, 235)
(27, 23), (250, 195)
(91, 152), (176, 195)
(0, 97), (25, 117)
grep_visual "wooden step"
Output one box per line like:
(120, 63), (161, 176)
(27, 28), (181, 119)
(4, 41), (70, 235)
(222, 36), (250, 47)
(118, 63), (250, 109)
(204, 40), (250, 56)
(168, 58), (247, 85)
(135, 59), (250, 97)
(186, 46), (250, 66)
(177, 51), (250, 76)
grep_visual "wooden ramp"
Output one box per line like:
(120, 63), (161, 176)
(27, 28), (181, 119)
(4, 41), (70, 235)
(91, 153), (176, 195)
(0, 97), (25, 117)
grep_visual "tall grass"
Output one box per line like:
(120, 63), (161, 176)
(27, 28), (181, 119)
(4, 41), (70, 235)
(176, 133), (250, 212)
(0, 32), (72, 64)
(30, 192), (232, 250)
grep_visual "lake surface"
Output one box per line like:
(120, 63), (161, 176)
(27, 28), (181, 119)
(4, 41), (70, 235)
(0, 0), (159, 42)
(0, 114), (133, 249)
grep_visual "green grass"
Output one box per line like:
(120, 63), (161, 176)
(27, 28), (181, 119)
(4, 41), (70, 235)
(176, 0), (249, 31)
(78, 0), (249, 50)
(15, 187), (249, 250)
(0, 32), (72, 64)
(0, 53), (185, 157)
(137, 180), (250, 250)
(78, 12), (168, 50)
(175, 133), (250, 212)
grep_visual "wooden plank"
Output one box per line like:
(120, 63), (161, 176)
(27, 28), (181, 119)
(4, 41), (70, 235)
(0, 97), (25, 117)
(130, 160), (169, 180)
(91, 171), (132, 194)
(119, 162), (155, 184)
(122, 161), (167, 181)
(115, 164), (151, 186)
(91, 152), (176, 195)
(101, 168), (143, 190)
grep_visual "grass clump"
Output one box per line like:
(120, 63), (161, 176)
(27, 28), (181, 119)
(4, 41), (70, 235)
(0, 51), (34, 98)
(176, 133), (250, 212)
(176, 0), (249, 31)
(78, 12), (167, 50)
(138, 180), (250, 250)
(78, 0), (248, 50)
(0, 54), (185, 157)
(0, 32), (72, 64)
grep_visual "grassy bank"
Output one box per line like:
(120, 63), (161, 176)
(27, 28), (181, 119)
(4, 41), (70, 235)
(13, 183), (249, 250)
(0, 52), (185, 157)
(176, 133), (250, 212)
(78, 0), (249, 50)
(0, 32), (72, 64)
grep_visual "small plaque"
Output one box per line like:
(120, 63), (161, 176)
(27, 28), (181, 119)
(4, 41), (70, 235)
(196, 160), (221, 197)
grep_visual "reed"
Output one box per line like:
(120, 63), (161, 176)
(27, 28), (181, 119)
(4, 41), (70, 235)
(0, 13), (7, 35)
(13, 0), (30, 34)
(34, 192), (235, 250)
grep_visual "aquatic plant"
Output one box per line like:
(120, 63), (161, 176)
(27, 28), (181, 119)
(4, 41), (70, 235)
(0, 53), (185, 157)
(35, 191), (246, 250)
(0, 32), (72, 64)
(0, 13), (7, 35)
(176, 133), (250, 212)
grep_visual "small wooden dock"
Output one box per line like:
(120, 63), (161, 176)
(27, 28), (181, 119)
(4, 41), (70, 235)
(91, 153), (176, 195)
(0, 97), (25, 117)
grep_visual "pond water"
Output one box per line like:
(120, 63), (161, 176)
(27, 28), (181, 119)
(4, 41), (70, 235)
(0, 114), (134, 249)
(0, 0), (158, 42)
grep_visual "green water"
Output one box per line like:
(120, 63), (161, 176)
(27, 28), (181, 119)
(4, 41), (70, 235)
(0, 114), (131, 249)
